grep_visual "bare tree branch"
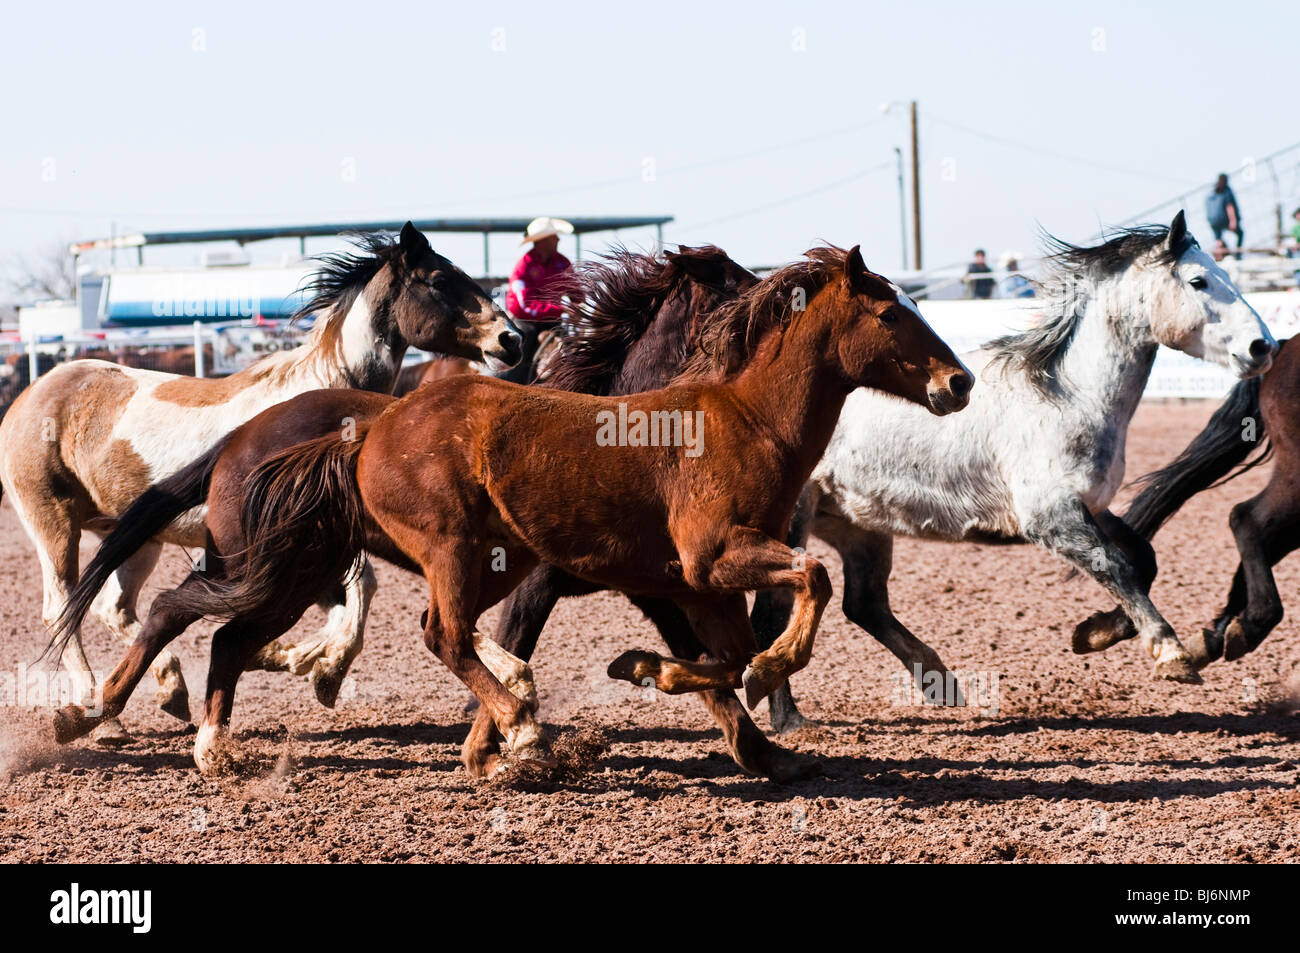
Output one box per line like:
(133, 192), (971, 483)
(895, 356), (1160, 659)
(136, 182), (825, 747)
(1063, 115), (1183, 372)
(9, 239), (77, 301)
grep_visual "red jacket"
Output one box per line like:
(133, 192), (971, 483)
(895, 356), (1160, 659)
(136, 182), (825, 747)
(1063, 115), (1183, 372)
(505, 249), (571, 324)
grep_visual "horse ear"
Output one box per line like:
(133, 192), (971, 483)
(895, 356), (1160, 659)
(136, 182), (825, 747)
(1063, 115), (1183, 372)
(1168, 209), (1187, 251)
(844, 245), (869, 287)
(398, 222), (430, 262)
(669, 249), (724, 284)
(844, 245), (894, 299)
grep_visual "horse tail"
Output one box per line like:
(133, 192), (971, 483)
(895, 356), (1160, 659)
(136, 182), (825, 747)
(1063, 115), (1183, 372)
(1124, 376), (1270, 540)
(161, 433), (368, 623)
(46, 430), (238, 662)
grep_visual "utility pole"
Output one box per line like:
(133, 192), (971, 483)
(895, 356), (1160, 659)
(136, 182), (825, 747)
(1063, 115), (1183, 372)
(909, 101), (922, 270)
(894, 147), (908, 270)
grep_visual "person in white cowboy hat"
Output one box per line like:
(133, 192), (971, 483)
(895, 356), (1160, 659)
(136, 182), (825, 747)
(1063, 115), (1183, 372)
(500, 216), (575, 383)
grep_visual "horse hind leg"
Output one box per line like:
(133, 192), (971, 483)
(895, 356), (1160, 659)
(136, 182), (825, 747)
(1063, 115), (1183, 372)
(1217, 492), (1299, 661)
(55, 574), (204, 745)
(247, 556), (376, 708)
(421, 552), (552, 779)
(89, 540), (191, 723)
(302, 557), (376, 708)
(462, 564), (585, 780)
(10, 490), (111, 739)
(836, 528), (965, 708)
(194, 620), (284, 774)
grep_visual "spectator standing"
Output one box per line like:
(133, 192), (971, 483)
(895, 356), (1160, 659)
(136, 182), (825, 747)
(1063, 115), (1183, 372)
(1205, 173), (1243, 252)
(967, 249), (995, 299)
(998, 251), (1034, 298)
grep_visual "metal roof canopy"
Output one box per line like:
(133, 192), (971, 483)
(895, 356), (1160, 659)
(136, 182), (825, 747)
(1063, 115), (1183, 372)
(70, 216), (675, 275)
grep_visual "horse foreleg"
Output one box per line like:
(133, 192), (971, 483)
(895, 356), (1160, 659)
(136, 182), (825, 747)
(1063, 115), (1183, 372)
(631, 526), (832, 709)
(1029, 499), (1199, 683)
(639, 594), (817, 782)
(1069, 510), (1150, 654)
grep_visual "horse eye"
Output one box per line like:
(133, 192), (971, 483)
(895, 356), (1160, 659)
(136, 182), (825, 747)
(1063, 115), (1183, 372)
(1189, 276), (1208, 290)
(879, 308), (899, 324)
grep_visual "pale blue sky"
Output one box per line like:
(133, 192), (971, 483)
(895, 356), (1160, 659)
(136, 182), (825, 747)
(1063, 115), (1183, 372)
(1, 0), (1296, 286)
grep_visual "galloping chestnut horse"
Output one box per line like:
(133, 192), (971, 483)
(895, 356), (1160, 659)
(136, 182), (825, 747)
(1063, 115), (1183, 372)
(1115, 336), (1298, 667)
(3, 223), (518, 743)
(54, 246), (802, 776)
(89, 245), (971, 772)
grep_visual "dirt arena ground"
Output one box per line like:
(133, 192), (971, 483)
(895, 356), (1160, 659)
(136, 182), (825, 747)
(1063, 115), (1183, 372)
(1, 401), (1298, 863)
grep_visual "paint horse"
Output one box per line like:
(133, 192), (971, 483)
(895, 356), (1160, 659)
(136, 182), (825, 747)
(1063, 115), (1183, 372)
(751, 212), (1277, 732)
(2, 223), (518, 742)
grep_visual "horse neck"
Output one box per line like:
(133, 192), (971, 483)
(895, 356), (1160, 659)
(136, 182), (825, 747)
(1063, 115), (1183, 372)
(612, 288), (694, 395)
(724, 311), (849, 476)
(1053, 272), (1158, 427)
(303, 290), (407, 392)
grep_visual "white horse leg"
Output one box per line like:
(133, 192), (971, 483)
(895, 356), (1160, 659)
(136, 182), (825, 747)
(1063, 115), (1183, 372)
(1027, 498), (1200, 684)
(38, 545), (96, 710)
(249, 555), (376, 707)
(9, 491), (123, 741)
(89, 540), (190, 723)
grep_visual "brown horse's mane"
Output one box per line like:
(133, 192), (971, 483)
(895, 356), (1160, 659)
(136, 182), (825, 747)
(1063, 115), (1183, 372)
(672, 245), (849, 383)
(542, 245), (736, 395)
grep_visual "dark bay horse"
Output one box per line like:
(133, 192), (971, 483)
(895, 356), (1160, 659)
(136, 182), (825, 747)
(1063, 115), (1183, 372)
(1113, 336), (1297, 667)
(52, 246), (799, 775)
(68, 245), (971, 775)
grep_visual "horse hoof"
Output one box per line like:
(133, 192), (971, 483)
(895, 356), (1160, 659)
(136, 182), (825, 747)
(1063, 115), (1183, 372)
(1071, 610), (1135, 654)
(1154, 656), (1203, 685)
(1222, 620), (1250, 662)
(515, 743), (558, 771)
(606, 650), (659, 686)
(53, 706), (94, 745)
(769, 708), (812, 735)
(464, 751), (502, 779)
(156, 686), (192, 724)
(742, 664), (777, 711)
(762, 749), (820, 784)
(90, 718), (133, 748)
(310, 661), (343, 709)
(1184, 629), (1219, 670)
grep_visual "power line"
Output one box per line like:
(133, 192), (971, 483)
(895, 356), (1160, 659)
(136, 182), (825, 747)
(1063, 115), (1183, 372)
(0, 118), (893, 225)
(924, 113), (1198, 186)
(673, 161), (895, 233)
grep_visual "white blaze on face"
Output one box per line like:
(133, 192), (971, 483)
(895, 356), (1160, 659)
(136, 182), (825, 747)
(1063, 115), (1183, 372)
(888, 279), (972, 380)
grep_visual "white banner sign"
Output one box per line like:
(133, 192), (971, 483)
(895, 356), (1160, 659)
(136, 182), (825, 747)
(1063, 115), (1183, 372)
(920, 290), (1300, 399)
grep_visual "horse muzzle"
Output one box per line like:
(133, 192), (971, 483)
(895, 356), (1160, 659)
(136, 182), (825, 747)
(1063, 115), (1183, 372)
(927, 369), (974, 416)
